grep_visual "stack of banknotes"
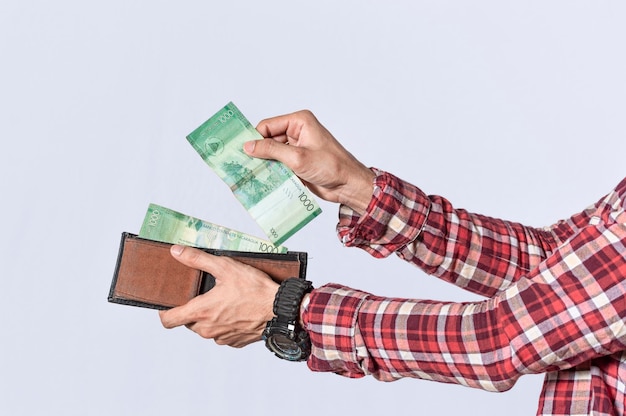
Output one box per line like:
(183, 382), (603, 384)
(139, 203), (288, 253)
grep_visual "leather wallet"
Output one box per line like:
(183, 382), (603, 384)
(108, 232), (308, 310)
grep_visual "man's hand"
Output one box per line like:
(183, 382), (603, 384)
(159, 245), (279, 348)
(244, 110), (376, 215)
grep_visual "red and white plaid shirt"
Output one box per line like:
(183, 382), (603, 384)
(301, 169), (626, 415)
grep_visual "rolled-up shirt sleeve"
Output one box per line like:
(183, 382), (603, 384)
(337, 168), (431, 258)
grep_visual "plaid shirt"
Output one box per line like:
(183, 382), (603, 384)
(301, 169), (626, 416)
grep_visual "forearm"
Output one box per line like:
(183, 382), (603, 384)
(399, 196), (558, 297)
(338, 169), (604, 297)
(304, 284), (518, 391)
(336, 170), (541, 296)
(403, 186), (615, 296)
(307, 220), (626, 390)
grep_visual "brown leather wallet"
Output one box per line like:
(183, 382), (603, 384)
(108, 232), (308, 310)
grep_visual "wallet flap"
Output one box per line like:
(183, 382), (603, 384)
(109, 233), (203, 309)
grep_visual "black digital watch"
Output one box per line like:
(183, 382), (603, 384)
(262, 278), (313, 361)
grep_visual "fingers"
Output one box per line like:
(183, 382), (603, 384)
(169, 244), (230, 277)
(243, 138), (304, 168)
(159, 245), (277, 348)
(159, 299), (197, 329)
(160, 306), (261, 348)
(255, 114), (291, 138)
(159, 246), (228, 329)
(255, 110), (312, 139)
(159, 290), (220, 331)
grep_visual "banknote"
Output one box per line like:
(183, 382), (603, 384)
(186, 102), (322, 245)
(138, 203), (288, 254)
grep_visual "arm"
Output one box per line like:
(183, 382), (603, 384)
(304, 186), (626, 390)
(249, 111), (603, 297)
(338, 168), (612, 297)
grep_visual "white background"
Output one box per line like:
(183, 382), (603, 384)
(1, 1), (625, 415)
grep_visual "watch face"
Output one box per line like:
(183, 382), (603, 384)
(267, 334), (302, 360)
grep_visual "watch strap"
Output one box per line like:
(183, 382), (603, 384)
(273, 278), (313, 321)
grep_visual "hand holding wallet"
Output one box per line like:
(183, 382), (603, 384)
(108, 232), (308, 310)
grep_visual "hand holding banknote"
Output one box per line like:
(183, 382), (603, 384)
(247, 110), (376, 215)
(187, 103), (322, 245)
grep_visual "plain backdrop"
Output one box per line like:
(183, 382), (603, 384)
(1, 1), (625, 415)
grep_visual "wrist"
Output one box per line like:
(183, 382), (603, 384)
(338, 166), (376, 215)
(298, 293), (311, 327)
(262, 282), (280, 324)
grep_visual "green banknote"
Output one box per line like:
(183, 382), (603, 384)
(138, 203), (288, 254)
(186, 102), (322, 245)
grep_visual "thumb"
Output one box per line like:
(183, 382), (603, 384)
(243, 138), (293, 164)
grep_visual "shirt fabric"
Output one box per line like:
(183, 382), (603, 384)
(301, 169), (626, 416)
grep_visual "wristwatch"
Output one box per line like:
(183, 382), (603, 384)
(263, 278), (313, 361)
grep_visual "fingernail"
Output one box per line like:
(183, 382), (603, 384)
(171, 245), (184, 256)
(243, 141), (255, 154)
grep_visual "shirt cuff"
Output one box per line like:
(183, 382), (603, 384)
(302, 284), (370, 378)
(336, 168), (431, 258)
